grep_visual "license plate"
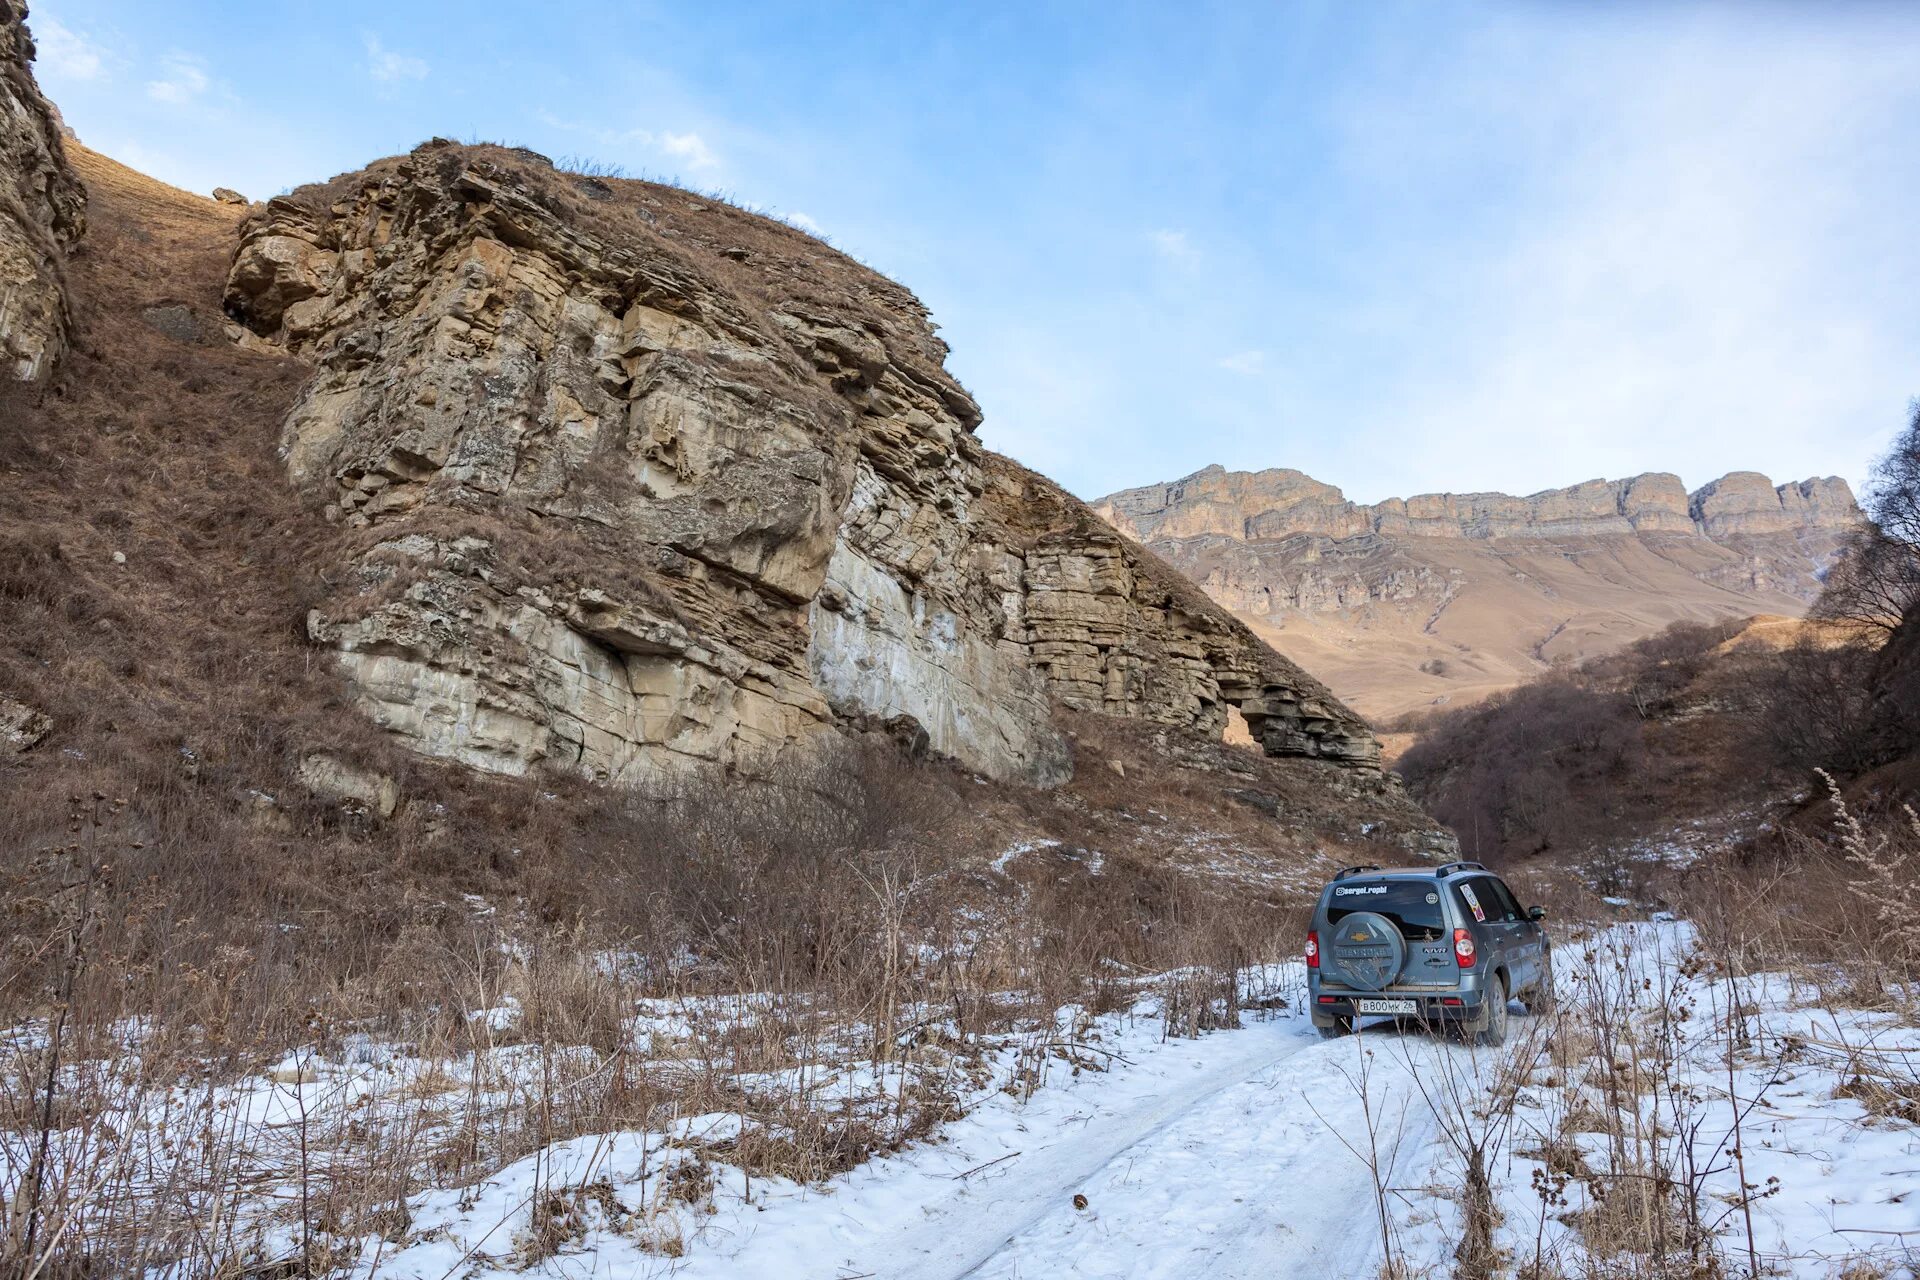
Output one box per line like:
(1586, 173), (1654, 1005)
(1356, 998), (1417, 1015)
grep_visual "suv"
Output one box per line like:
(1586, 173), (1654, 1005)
(1306, 862), (1550, 1046)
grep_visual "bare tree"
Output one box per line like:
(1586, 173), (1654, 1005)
(1815, 402), (1920, 634)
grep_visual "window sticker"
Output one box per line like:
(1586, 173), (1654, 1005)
(1334, 884), (1388, 896)
(1460, 883), (1486, 922)
(1425, 892), (1439, 904)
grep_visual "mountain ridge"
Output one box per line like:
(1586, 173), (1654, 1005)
(1097, 463), (1858, 545)
(1093, 463), (1860, 722)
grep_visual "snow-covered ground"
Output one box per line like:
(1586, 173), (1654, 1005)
(15, 924), (1919, 1278)
(361, 995), (1436, 1279)
(356, 924), (1920, 1280)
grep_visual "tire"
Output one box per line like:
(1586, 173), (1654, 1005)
(1474, 975), (1510, 1047)
(1527, 956), (1557, 1015)
(1315, 1015), (1353, 1039)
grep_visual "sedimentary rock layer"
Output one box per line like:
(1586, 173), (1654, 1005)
(1099, 465), (1858, 545)
(0, 2), (85, 379)
(225, 145), (1379, 784)
(1095, 465), (1861, 721)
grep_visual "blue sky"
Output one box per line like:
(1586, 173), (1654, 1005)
(28, 1), (1920, 503)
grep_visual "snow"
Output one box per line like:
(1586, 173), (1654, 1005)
(1385, 923), (1920, 1280)
(27, 924), (1919, 1278)
(990, 838), (1059, 875)
(346, 982), (1443, 1280)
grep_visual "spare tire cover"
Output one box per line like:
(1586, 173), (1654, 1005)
(1326, 911), (1408, 991)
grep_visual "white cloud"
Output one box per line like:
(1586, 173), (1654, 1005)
(145, 53), (208, 104)
(364, 34), (428, 84)
(1217, 350), (1267, 376)
(654, 130), (718, 170)
(1149, 228), (1198, 264)
(786, 211), (824, 234)
(1291, 9), (1920, 502)
(34, 16), (104, 81)
(536, 110), (723, 173)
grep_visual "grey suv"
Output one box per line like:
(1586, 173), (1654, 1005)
(1306, 862), (1550, 1046)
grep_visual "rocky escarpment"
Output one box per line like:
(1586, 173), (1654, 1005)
(0, 1), (85, 380)
(223, 145), (1379, 786)
(1095, 465), (1862, 721)
(1101, 465), (1859, 545)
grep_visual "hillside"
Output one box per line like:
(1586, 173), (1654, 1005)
(1095, 464), (1858, 721)
(0, 0), (1447, 1069)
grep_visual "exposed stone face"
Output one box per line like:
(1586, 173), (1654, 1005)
(0, 692), (49, 754)
(1689, 471), (1860, 537)
(0, 2), (85, 380)
(226, 145), (1380, 785)
(297, 752), (400, 817)
(1095, 464), (1865, 722)
(1101, 464), (1858, 544)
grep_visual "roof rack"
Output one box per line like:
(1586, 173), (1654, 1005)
(1433, 861), (1488, 878)
(1333, 864), (1384, 881)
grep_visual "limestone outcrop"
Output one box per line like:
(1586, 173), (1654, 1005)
(1101, 464), (1858, 545)
(1095, 464), (1863, 721)
(0, 2), (85, 380)
(225, 145), (1379, 785)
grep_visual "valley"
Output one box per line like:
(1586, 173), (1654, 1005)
(1096, 465), (1855, 721)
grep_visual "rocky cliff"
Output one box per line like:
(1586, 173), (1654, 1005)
(221, 145), (1379, 785)
(1101, 465), (1859, 545)
(1095, 465), (1861, 721)
(0, 1), (85, 380)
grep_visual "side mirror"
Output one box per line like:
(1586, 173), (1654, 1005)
(1528, 906), (1547, 922)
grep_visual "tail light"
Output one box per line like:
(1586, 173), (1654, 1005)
(1305, 931), (1320, 969)
(1453, 928), (1476, 967)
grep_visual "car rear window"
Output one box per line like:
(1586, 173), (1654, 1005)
(1326, 880), (1447, 941)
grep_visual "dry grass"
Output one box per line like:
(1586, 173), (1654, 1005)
(0, 141), (1395, 1277)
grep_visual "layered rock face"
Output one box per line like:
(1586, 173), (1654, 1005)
(0, 2), (85, 380)
(1103, 465), (1858, 544)
(225, 146), (1378, 785)
(1096, 465), (1862, 721)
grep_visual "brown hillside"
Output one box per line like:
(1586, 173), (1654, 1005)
(0, 137), (1450, 1059)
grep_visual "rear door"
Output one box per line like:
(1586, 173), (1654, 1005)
(1326, 879), (1457, 989)
(1455, 876), (1524, 990)
(1479, 876), (1537, 989)
(1486, 876), (1545, 989)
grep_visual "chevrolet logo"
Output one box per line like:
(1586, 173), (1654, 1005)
(1351, 930), (1371, 942)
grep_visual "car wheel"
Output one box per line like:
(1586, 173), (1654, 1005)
(1316, 1015), (1353, 1039)
(1474, 976), (1509, 1047)
(1528, 957), (1557, 1015)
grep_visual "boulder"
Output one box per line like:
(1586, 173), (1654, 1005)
(0, 693), (49, 754)
(296, 752), (400, 817)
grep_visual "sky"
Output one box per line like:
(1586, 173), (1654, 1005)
(26, 1), (1920, 504)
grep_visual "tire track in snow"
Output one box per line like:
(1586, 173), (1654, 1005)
(959, 1028), (1443, 1280)
(825, 1020), (1450, 1280)
(823, 1020), (1320, 1280)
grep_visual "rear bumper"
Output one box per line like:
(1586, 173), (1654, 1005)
(1309, 973), (1487, 1023)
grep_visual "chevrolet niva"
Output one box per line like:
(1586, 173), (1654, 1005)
(1306, 862), (1550, 1046)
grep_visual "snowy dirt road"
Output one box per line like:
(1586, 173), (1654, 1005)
(713, 1012), (1462, 1280)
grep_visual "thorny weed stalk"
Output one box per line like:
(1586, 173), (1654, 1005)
(1308, 1033), (1412, 1279)
(1480, 930), (1801, 1280)
(3, 792), (121, 1280)
(1816, 768), (1920, 1007)
(1397, 1005), (1543, 1280)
